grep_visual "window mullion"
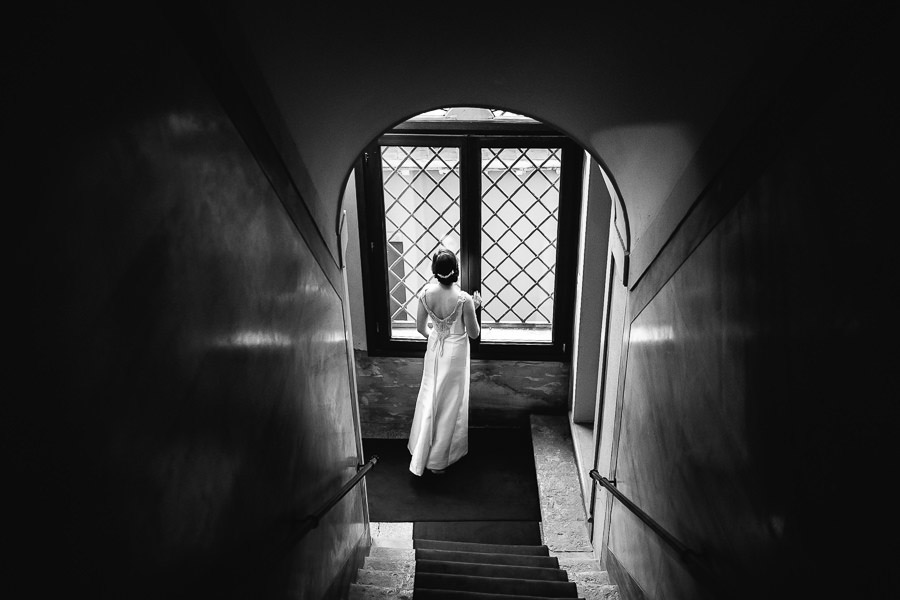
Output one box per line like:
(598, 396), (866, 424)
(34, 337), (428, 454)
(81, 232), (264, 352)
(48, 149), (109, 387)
(360, 144), (391, 349)
(460, 136), (482, 351)
(552, 140), (583, 355)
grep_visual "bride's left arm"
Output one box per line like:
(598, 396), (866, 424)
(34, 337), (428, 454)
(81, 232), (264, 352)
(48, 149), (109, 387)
(462, 293), (480, 339)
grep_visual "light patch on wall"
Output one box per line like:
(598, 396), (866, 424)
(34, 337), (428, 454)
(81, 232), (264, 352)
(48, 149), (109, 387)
(216, 330), (294, 348)
(273, 284), (325, 303)
(166, 112), (215, 136)
(630, 325), (674, 344)
(314, 330), (348, 344)
(215, 330), (345, 348)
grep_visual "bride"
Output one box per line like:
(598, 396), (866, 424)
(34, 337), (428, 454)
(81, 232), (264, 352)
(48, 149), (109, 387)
(407, 248), (481, 476)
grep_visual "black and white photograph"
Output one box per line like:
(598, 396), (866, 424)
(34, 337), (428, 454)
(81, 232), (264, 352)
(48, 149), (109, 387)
(6, 1), (897, 598)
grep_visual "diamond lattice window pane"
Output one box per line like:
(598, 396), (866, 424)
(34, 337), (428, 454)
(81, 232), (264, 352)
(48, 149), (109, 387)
(480, 147), (561, 343)
(381, 145), (460, 340)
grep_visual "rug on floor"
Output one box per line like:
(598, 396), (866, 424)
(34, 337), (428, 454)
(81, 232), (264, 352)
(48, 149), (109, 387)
(362, 426), (541, 522)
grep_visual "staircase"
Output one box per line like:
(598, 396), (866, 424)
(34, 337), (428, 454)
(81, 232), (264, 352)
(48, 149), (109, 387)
(414, 538), (580, 599)
(351, 416), (618, 599)
(350, 530), (619, 600)
(350, 532), (415, 600)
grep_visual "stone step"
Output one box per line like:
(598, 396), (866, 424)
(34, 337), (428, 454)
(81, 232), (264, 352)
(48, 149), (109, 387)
(415, 590), (586, 600)
(373, 537), (414, 549)
(370, 546), (416, 560)
(556, 557), (604, 572)
(416, 558), (569, 582)
(566, 570), (610, 586)
(356, 568), (415, 589)
(358, 552), (616, 599)
(349, 583), (414, 600)
(576, 582), (620, 600)
(417, 548), (560, 569)
(415, 539), (550, 556)
(370, 523), (413, 540)
(415, 572), (579, 598)
(364, 557), (415, 572)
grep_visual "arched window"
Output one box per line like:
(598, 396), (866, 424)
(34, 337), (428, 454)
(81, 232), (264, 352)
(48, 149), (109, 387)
(357, 108), (582, 360)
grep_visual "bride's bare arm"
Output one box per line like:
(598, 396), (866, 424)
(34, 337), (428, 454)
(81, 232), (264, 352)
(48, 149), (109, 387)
(463, 293), (481, 339)
(416, 294), (430, 338)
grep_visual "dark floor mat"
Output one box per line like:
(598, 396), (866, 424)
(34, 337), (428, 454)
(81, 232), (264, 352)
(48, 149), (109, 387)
(414, 521), (542, 545)
(363, 427), (541, 522)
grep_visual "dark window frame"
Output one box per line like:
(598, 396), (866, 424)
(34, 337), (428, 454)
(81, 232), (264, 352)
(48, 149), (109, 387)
(356, 122), (583, 361)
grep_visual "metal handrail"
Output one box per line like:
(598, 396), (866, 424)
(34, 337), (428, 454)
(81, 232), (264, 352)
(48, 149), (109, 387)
(236, 454), (380, 589)
(293, 455), (379, 542)
(589, 469), (729, 597)
(589, 469), (693, 560)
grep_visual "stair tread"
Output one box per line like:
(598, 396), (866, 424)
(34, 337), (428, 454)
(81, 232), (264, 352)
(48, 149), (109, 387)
(356, 568), (415, 588)
(416, 558), (568, 582)
(415, 588), (585, 600)
(415, 539), (550, 556)
(363, 557), (415, 572)
(415, 572), (579, 597)
(349, 582), (414, 600)
(417, 548), (560, 568)
(564, 571), (611, 586)
(372, 537), (414, 549)
(370, 546), (415, 559)
(413, 521), (543, 546)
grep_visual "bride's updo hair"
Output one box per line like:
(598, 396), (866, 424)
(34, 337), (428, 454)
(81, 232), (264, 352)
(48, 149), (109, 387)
(432, 248), (459, 286)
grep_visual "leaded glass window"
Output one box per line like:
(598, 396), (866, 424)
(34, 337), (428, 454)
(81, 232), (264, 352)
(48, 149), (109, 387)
(381, 145), (460, 339)
(359, 124), (581, 360)
(480, 147), (561, 342)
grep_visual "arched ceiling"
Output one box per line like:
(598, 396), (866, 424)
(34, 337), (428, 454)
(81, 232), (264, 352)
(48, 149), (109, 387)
(222, 0), (839, 282)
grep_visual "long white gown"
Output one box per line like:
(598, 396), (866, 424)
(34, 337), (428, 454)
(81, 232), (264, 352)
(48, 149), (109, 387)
(408, 292), (470, 476)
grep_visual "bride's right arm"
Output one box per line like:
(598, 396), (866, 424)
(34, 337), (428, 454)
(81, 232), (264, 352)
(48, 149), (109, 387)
(416, 293), (430, 338)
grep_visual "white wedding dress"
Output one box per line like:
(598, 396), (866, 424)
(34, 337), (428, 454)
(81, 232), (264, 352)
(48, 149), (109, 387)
(408, 292), (471, 476)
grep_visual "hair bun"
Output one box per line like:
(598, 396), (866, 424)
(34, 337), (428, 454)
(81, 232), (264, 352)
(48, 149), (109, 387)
(431, 250), (459, 284)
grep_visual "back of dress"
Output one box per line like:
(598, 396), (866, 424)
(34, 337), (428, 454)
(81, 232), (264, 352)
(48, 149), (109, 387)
(423, 290), (468, 337)
(408, 286), (471, 475)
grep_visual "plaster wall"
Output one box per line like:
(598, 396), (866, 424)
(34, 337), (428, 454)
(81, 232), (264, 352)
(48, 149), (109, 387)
(9, 7), (367, 598)
(602, 11), (896, 598)
(226, 1), (842, 287)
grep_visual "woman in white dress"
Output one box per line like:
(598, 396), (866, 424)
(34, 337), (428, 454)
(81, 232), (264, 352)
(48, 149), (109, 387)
(408, 248), (482, 476)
